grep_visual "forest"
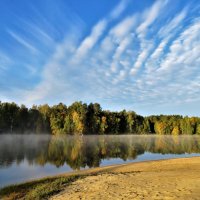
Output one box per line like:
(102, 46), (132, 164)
(0, 101), (200, 135)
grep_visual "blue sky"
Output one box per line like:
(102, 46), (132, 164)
(0, 0), (200, 116)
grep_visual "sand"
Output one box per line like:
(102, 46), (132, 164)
(50, 157), (200, 200)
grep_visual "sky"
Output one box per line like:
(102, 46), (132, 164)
(0, 0), (200, 116)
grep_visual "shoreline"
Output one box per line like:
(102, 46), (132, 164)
(1, 157), (200, 199)
(3, 155), (200, 188)
(53, 154), (200, 176)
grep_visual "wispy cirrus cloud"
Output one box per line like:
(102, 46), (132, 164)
(73, 20), (107, 62)
(158, 8), (188, 38)
(109, 0), (130, 19)
(23, 0), (200, 111)
(136, 0), (167, 36)
(130, 0), (167, 76)
(0, 0), (200, 115)
(7, 30), (38, 54)
(0, 52), (11, 70)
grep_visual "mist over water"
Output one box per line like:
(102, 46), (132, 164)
(0, 134), (200, 187)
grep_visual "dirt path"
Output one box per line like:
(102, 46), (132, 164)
(51, 157), (200, 200)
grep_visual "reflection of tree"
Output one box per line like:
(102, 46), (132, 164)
(1, 135), (200, 169)
(0, 135), (50, 167)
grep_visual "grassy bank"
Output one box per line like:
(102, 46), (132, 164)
(0, 175), (83, 200)
(0, 161), (128, 200)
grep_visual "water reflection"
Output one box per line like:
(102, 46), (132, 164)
(1, 135), (200, 170)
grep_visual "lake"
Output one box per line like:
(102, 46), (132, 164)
(0, 134), (200, 188)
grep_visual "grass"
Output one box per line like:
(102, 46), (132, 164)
(0, 166), (132, 200)
(0, 175), (82, 200)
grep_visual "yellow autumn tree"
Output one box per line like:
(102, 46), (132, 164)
(154, 121), (166, 135)
(100, 116), (108, 134)
(171, 126), (181, 135)
(72, 111), (84, 134)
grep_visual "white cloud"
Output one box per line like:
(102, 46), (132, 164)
(74, 20), (107, 62)
(129, 0), (168, 76)
(143, 9), (188, 74)
(23, 32), (79, 104)
(133, 18), (200, 107)
(137, 0), (166, 36)
(6, 0), (199, 115)
(110, 0), (130, 19)
(152, 37), (171, 60)
(111, 36), (133, 72)
(158, 8), (188, 38)
(112, 69), (127, 84)
(95, 14), (137, 71)
(130, 44), (152, 75)
(110, 14), (137, 39)
(158, 19), (200, 73)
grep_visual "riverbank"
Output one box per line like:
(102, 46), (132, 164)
(1, 157), (200, 199)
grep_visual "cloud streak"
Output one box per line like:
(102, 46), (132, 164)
(74, 20), (107, 62)
(7, 30), (38, 53)
(1, 0), (200, 115)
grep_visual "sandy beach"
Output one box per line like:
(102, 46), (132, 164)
(51, 157), (200, 200)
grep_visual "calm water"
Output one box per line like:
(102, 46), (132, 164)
(0, 134), (200, 188)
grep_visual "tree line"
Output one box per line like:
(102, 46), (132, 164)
(0, 101), (200, 135)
